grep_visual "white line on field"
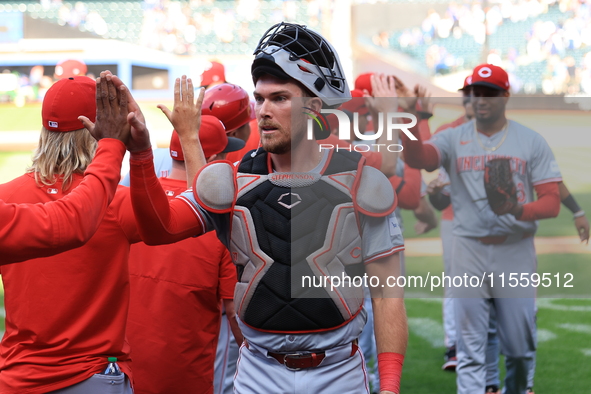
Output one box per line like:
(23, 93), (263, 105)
(537, 299), (591, 312)
(408, 317), (445, 348)
(537, 329), (557, 343)
(557, 323), (591, 334)
(581, 349), (591, 357)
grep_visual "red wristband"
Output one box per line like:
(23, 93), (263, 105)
(378, 352), (404, 394)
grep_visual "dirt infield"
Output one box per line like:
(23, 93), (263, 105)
(405, 236), (590, 257)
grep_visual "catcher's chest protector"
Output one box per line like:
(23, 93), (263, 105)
(232, 149), (366, 332)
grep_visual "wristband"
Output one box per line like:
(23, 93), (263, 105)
(574, 210), (586, 219)
(378, 352), (404, 394)
(562, 194), (582, 214)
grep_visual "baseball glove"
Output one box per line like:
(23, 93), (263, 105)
(484, 158), (517, 215)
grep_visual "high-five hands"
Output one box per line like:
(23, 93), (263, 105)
(79, 71), (131, 144)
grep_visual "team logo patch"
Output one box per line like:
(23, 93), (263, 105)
(165, 190), (175, 196)
(277, 192), (302, 209)
(49, 121), (58, 128)
(478, 67), (492, 78)
(388, 216), (401, 237)
(47, 188), (58, 194)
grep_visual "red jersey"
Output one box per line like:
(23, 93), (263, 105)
(126, 177), (236, 394)
(434, 115), (468, 221)
(225, 118), (260, 164)
(0, 173), (139, 393)
(0, 139), (125, 264)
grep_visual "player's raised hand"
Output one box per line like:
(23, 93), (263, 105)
(364, 73), (399, 113)
(574, 214), (590, 244)
(157, 76), (205, 141)
(79, 72), (131, 144)
(415, 84), (433, 115)
(392, 76), (418, 112)
(99, 70), (151, 152)
(426, 178), (449, 196)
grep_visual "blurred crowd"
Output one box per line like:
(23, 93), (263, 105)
(382, 0), (591, 94)
(34, 0), (324, 55)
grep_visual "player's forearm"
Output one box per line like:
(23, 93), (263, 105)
(516, 182), (560, 221)
(400, 122), (439, 171)
(179, 135), (206, 188)
(390, 166), (421, 210)
(373, 297), (407, 394)
(1, 139), (126, 264)
(129, 148), (205, 245)
(376, 120), (398, 177)
(414, 197), (438, 230)
(373, 297), (408, 354)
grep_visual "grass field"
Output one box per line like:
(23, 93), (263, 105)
(0, 104), (589, 392)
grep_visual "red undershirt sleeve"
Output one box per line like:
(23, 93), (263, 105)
(516, 182), (560, 221)
(389, 164), (422, 210)
(129, 149), (205, 245)
(400, 121), (440, 171)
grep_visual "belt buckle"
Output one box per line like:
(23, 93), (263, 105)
(283, 353), (305, 371)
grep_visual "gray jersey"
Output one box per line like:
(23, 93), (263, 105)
(428, 119), (562, 237)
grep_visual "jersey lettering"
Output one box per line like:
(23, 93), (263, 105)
(456, 155), (527, 175)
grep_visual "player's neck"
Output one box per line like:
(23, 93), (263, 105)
(270, 140), (323, 173)
(475, 115), (507, 136)
(168, 161), (187, 181)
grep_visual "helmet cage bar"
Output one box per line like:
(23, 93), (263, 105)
(254, 22), (347, 94)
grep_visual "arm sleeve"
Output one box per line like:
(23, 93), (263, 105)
(389, 164), (421, 210)
(129, 149), (206, 245)
(516, 182), (560, 221)
(400, 121), (442, 171)
(0, 138), (125, 264)
(218, 246), (238, 300)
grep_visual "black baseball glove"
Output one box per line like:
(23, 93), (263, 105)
(484, 158), (518, 215)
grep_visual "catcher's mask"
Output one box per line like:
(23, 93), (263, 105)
(252, 22), (351, 140)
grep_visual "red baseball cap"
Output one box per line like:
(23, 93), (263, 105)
(54, 59), (88, 79)
(169, 115), (245, 161)
(467, 64), (510, 91)
(200, 61), (226, 87)
(339, 89), (368, 115)
(458, 75), (472, 91)
(42, 76), (96, 132)
(354, 73), (374, 96)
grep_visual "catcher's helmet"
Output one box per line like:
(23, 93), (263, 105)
(252, 22), (350, 107)
(201, 83), (253, 132)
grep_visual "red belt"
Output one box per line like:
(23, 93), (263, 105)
(267, 341), (358, 370)
(477, 233), (533, 245)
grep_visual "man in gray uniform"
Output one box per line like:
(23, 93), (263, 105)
(128, 23), (408, 394)
(402, 64), (562, 394)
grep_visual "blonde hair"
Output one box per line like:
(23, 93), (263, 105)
(27, 127), (97, 192)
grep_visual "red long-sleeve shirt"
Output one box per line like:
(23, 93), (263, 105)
(0, 138), (125, 264)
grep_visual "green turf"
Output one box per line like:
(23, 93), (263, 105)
(0, 151), (33, 184)
(0, 104), (42, 131)
(402, 295), (591, 392)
